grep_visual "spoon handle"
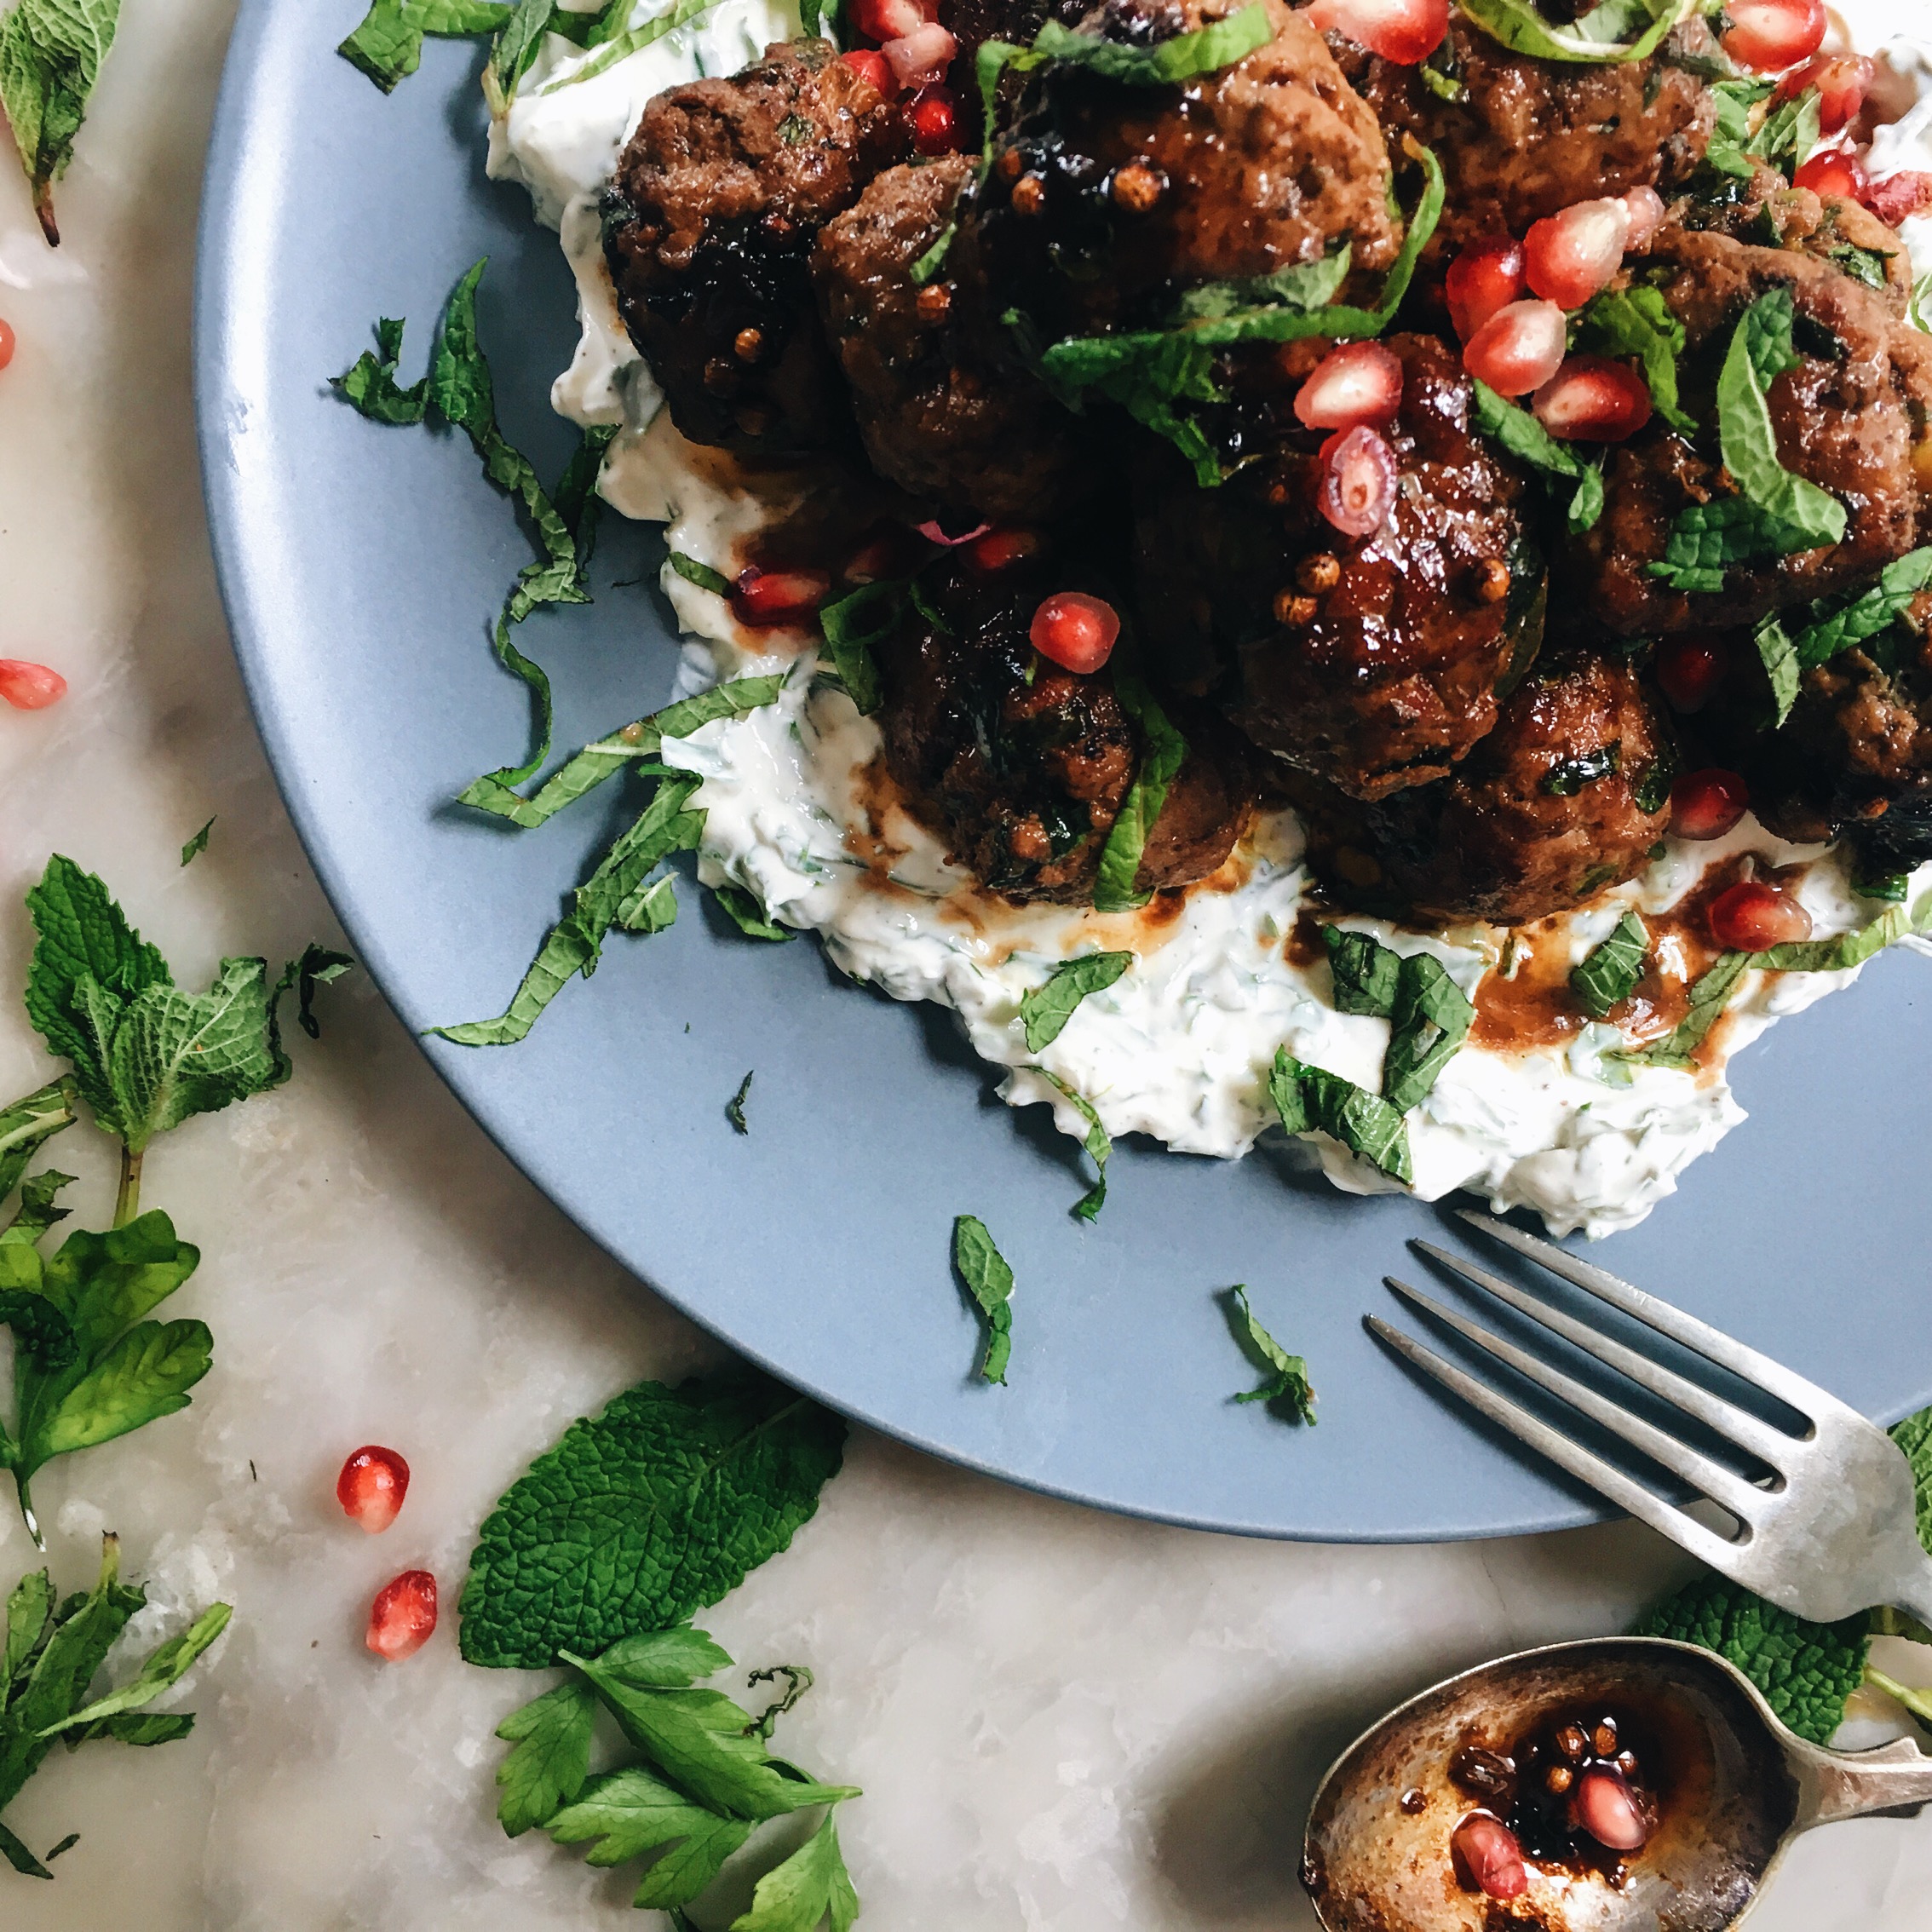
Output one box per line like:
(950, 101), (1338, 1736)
(1794, 1734), (1932, 1828)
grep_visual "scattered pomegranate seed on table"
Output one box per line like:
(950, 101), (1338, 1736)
(336, 1445), (411, 1532)
(1720, 0), (1826, 73)
(1445, 238), (1526, 342)
(1522, 198), (1630, 309)
(1709, 878), (1813, 950)
(733, 566), (830, 625)
(1777, 53), (1873, 133)
(1320, 425), (1398, 538)
(0, 317), (14, 371)
(1462, 300), (1567, 397)
(1654, 635), (1728, 713)
(1795, 146), (1872, 202)
(1570, 1766), (1652, 1851)
(1670, 768), (1751, 841)
(366, 1569), (438, 1661)
(0, 660), (66, 710)
(1532, 357), (1653, 442)
(1450, 1811), (1529, 1900)
(842, 48), (894, 94)
(1293, 342), (1404, 430)
(1302, 0), (1449, 66)
(1029, 592), (1118, 675)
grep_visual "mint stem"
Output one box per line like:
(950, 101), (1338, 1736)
(15, 1473), (43, 1550)
(114, 1144), (142, 1228)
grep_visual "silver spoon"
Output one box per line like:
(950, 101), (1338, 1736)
(1302, 1636), (1932, 1932)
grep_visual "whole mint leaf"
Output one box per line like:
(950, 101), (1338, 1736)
(459, 1371), (847, 1668)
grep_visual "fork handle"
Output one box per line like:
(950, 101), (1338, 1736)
(1796, 1734), (1932, 1827)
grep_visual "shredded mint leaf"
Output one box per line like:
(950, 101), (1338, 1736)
(669, 551), (733, 596)
(1019, 951), (1132, 1051)
(1093, 675), (1187, 912)
(1756, 893), (1929, 972)
(1611, 950), (1751, 1070)
(0, 1079), (77, 1204)
(1790, 546), (1932, 670)
(1748, 87), (1820, 174)
(496, 1678), (596, 1836)
(334, 316), (428, 423)
(1634, 1574), (1867, 1745)
(488, 0), (555, 101)
(1322, 927), (1400, 1018)
(543, 0), (727, 90)
(1383, 952), (1474, 1112)
(1830, 240), (1893, 291)
(459, 1369), (847, 1668)
(178, 819), (214, 867)
(1542, 741), (1620, 797)
(1224, 1286), (1315, 1423)
(952, 1215), (1015, 1383)
(1649, 495), (1814, 594)
(1028, 6), (1269, 86)
(1856, 871), (1911, 903)
(0, 0), (123, 246)
(1173, 244), (1352, 322)
(1469, 382), (1605, 531)
(712, 883), (795, 941)
(1754, 612), (1801, 725)
(818, 584), (899, 716)
(1029, 1068), (1111, 1222)
(1268, 1049), (1413, 1185)
(1575, 286), (1694, 434)
(1911, 270), (1932, 335)
(338, 0), (514, 92)
(729, 1809), (860, 1932)
(1570, 912), (1647, 1019)
(727, 1070), (753, 1136)
(1455, 0), (1693, 63)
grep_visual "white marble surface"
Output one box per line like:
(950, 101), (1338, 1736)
(2, 2), (1932, 1924)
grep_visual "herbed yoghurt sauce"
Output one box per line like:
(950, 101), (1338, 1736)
(488, 0), (1932, 1237)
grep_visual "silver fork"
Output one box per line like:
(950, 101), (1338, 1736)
(1371, 1208), (1932, 1630)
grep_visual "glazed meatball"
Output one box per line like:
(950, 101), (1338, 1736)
(974, 0), (1397, 342)
(1328, 14), (1717, 252)
(1564, 231), (1932, 640)
(1135, 334), (1541, 799)
(604, 39), (905, 460)
(1301, 653), (1676, 925)
(812, 155), (1093, 519)
(877, 561), (1256, 902)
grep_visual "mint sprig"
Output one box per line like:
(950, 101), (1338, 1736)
(0, 0), (123, 246)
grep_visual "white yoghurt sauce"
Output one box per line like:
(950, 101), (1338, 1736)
(488, 0), (1932, 1237)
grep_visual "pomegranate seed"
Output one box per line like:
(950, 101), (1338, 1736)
(1030, 592), (1119, 675)
(1532, 356), (1653, 442)
(1868, 171), (1932, 227)
(1721, 0), (1826, 73)
(841, 49), (895, 95)
(733, 566), (831, 625)
(850, 0), (929, 41)
(907, 84), (958, 153)
(1463, 299), (1567, 397)
(966, 527), (1042, 572)
(1709, 878), (1812, 950)
(883, 22), (955, 88)
(1320, 425), (1399, 538)
(1294, 342), (1405, 431)
(0, 660), (66, 710)
(1570, 1767), (1652, 1852)
(1795, 146), (1871, 201)
(914, 518), (991, 549)
(1671, 768), (1750, 841)
(1303, 0), (1449, 65)
(0, 317), (14, 371)
(1523, 198), (1630, 309)
(1445, 238), (1526, 342)
(336, 1445), (411, 1533)
(1654, 635), (1728, 713)
(1776, 53), (1873, 134)
(1451, 1812), (1529, 1900)
(1619, 186), (1666, 253)
(366, 1569), (437, 1660)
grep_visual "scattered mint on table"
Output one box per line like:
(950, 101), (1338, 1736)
(727, 1070), (754, 1135)
(1224, 1287), (1315, 1423)
(0, 1535), (230, 1877)
(1018, 951), (1132, 1052)
(178, 819), (214, 867)
(459, 1370), (847, 1669)
(0, 0), (122, 246)
(952, 1215), (1015, 1384)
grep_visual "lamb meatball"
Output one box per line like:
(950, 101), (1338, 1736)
(812, 155), (1093, 519)
(974, 0), (1398, 342)
(1301, 653), (1676, 925)
(1135, 334), (1541, 799)
(1328, 14), (1717, 252)
(877, 560), (1256, 902)
(1563, 232), (1932, 641)
(604, 39), (905, 460)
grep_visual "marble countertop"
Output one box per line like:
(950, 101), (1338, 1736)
(2, 0), (1930, 1924)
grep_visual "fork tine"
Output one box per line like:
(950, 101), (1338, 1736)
(1412, 1240), (1797, 1474)
(1456, 1210), (1848, 1426)
(1366, 1312), (1743, 1571)
(1383, 1277), (1773, 1524)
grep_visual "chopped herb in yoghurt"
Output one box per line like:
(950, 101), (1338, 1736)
(1268, 1048), (1413, 1186)
(1569, 912), (1647, 1020)
(711, 884), (795, 941)
(1019, 950), (1133, 1051)
(1029, 1068), (1111, 1221)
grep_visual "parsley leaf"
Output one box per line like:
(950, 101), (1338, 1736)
(496, 1678), (596, 1836)
(0, 1079), (76, 1205)
(459, 1369), (847, 1669)
(0, 0), (122, 246)
(1092, 674), (1187, 912)
(1574, 286), (1694, 434)
(731, 1810), (860, 1931)
(337, 0), (513, 94)
(1569, 912), (1647, 1019)
(1028, 1068), (1111, 1222)
(1469, 382), (1605, 532)
(179, 818), (214, 867)
(548, 1763), (753, 1903)
(952, 1215), (1015, 1383)
(1019, 951), (1133, 1051)
(1383, 952), (1475, 1112)
(1454, 0), (1696, 65)
(1268, 1049), (1413, 1185)
(1224, 1286), (1315, 1423)
(1789, 546), (1932, 670)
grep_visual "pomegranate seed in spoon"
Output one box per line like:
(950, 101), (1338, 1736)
(1570, 1765), (1653, 1851)
(1721, 0), (1826, 74)
(1523, 198), (1630, 309)
(1450, 1811), (1529, 1900)
(1670, 768), (1751, 841)
(1463, 300), (1567, 396)
(1303, 0), (1449, 65)
(1445, 237), (1526, 342)
(1532, 357), (1653, 442)
(1710, 879), (1812, 950)
(1293, 342), (1403, 430)
(1030, 592), (1118, 675)
(0, 660), (66, 710)
(337, 1445), (411, 1532)
(1320, 425), (1398, 538)
(366, 1570), (438, 1660)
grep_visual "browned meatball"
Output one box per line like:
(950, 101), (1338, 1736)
(877, 562), (1255, 902)
(604, 39), (905, 460)
(1135, 334), (1541, 799)
(1301, 654), (1676, 925)
(974, 0), (1397, 341)
(1327, 14), (1717, 252)
(1563, 232), (1932, 640)
(811, 155), (1093, 519)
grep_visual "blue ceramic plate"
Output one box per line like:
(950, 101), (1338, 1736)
(193, 0), (1932, 1542)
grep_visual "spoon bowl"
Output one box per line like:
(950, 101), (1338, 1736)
(1302, 1636), (1932, 1932)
